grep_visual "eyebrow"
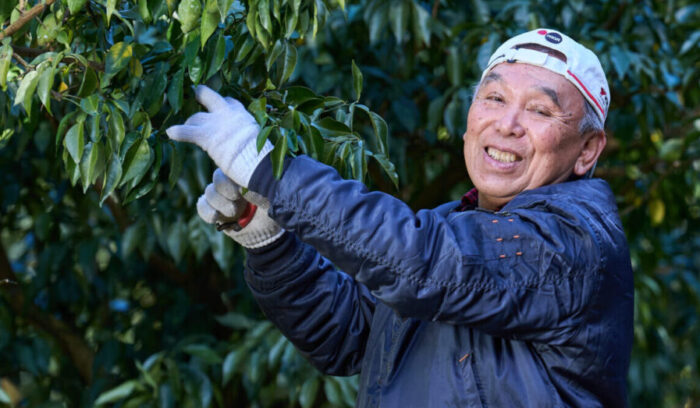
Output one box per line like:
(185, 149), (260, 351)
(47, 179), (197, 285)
(482, 72), (502, 84)
(536, 86), (561, 108)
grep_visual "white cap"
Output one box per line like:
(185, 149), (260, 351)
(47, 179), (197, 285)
(482, 28), (610, 123)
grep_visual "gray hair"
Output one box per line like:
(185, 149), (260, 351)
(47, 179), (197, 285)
(578, 99), (604, 135)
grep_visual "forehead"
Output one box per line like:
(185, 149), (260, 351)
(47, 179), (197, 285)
(483, 63), (582, 104)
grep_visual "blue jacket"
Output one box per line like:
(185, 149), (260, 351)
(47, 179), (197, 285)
(245, 155), (633, 407)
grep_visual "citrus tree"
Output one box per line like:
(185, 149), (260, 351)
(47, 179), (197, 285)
(0, 0), (698, 407)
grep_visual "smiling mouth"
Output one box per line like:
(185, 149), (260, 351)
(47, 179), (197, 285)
(486, 147), (520, 163)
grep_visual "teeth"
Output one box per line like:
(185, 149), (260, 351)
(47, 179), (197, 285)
(487, 147), (517, 163)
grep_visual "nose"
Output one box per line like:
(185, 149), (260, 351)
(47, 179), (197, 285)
(495, 106), (526, 138)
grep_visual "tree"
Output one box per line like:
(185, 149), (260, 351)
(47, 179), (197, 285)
(0, 0), (698, 407)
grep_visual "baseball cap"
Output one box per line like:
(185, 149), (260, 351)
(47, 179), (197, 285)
(481, 28), (610, 124)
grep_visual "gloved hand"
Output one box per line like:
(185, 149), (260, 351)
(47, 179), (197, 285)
(197, 169), (284, 249)
(166, 85), (273, 188)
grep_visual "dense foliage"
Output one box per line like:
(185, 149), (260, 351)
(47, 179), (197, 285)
(0, 0), (698, 406)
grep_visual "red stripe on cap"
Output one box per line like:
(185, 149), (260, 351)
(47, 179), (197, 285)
(567, 70), (604, 117)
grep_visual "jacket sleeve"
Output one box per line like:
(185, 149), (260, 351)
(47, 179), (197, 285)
(250, 155), (606, 344)
(244, 231), (376, 376)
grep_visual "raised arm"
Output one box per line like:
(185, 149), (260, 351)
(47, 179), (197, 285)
(250, 155), (619, 344)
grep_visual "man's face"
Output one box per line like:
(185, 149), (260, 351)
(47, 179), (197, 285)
(463, 63), (590, 210)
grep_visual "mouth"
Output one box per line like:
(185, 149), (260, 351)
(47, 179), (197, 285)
(485, 146), (521, 163)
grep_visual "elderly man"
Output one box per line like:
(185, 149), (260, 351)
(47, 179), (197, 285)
(167, 29), (633, 407)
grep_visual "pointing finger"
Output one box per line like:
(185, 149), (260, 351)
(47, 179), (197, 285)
(224, 97), (245, 110)
(166, 125), (205, 144)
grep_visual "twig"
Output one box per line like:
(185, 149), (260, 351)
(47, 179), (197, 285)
(12, 45), (105, 72)
(432, 0), (440, 18)
(12, 51), (30, 69)
(0, 0), (56, 41)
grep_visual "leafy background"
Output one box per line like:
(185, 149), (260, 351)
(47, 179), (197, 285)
(0, 0), (698, 407)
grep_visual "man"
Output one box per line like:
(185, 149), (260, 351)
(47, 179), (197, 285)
(167, 29), (633, 407)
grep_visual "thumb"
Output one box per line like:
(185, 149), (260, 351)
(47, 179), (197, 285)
(166, 124), (205, 145)
(195, 85), (230, 113)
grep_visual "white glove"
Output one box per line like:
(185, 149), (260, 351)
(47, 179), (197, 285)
(197, 169), (284, 249)
(166, 85), (273, 188)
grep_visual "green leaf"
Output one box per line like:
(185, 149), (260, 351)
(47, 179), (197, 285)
(108, 108), (126, 150)
(205, 32), (227, 80)
(266, 40), (285, 71)
(80, 94), (100, 115)
(372, 153), (398, 188)
(323, 378), (343, 406)
(78, 67), (99, 97)
(284, 5), (299, 38)
(299, 377), (320, 408)
(446, 46), (461, 87)
(411, 1), (431, 45)
(248, 97), (268, 126)
(67, 0), (88, 14)
(0, 41), (13, 90)
(36, 13), (60, 47)
(14, 70), (40, 114)
(351, 60), (363, 101)
(168, 143), (182, 188)
(246, 4), (258, 39)
(389, 0), (408, 44)
(256, 126), (273, 152)
(217, 0), (234, 21)
(258, 0), (272, 33)
(104, 42), (133, 86)
(427, 95), (445, 131)
(268, 335), (287, 368)
(64, 122), (85, 164)
(120, 138), (152, 188)
(100, 153), (123, 205)
(182, 344), (222, 364)
(280, 43), (297, 84)
(37, 64), (55, 114)
(368, 3), (388, 45)
(222, 350), (239, 385)
(356, 104), (388, 154)
(95, 380), (138, 405)
(188, 55), (204, 84)
(178, 0), (202, 33)
(138, 0), (151, 22)
(55, 110), (79, 151)
(105, 0), (118, 25)
(235, 36), (256, 62)
(659, 138), (683, 161)
(271, 130), (288, 178)
(167, 67), (185, 113)
(201, 0), (220, 48)
(313, 117), (352, 137)
(80, 142), (104, 192)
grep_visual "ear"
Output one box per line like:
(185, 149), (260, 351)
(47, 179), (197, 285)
(573, 130), (607, 177)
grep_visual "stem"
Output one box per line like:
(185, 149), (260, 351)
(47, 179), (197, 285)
(0, 0), (56, 41)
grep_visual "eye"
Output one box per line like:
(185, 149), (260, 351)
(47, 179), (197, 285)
(529, 105), (552, 117)
(484, 93), (504, 103)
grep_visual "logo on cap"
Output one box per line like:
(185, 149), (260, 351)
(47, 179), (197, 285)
(545, 32), (562, 44)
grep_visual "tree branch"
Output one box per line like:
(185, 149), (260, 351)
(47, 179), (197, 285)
(0, 0), (56, 41)
(12, 45), (105, 72)
(0, 241), (94, 384)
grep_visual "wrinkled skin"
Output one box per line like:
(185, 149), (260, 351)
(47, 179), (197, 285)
(463, 63), (606, 210)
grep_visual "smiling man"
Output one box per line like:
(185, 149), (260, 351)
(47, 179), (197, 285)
(168, 29), (633, 407)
